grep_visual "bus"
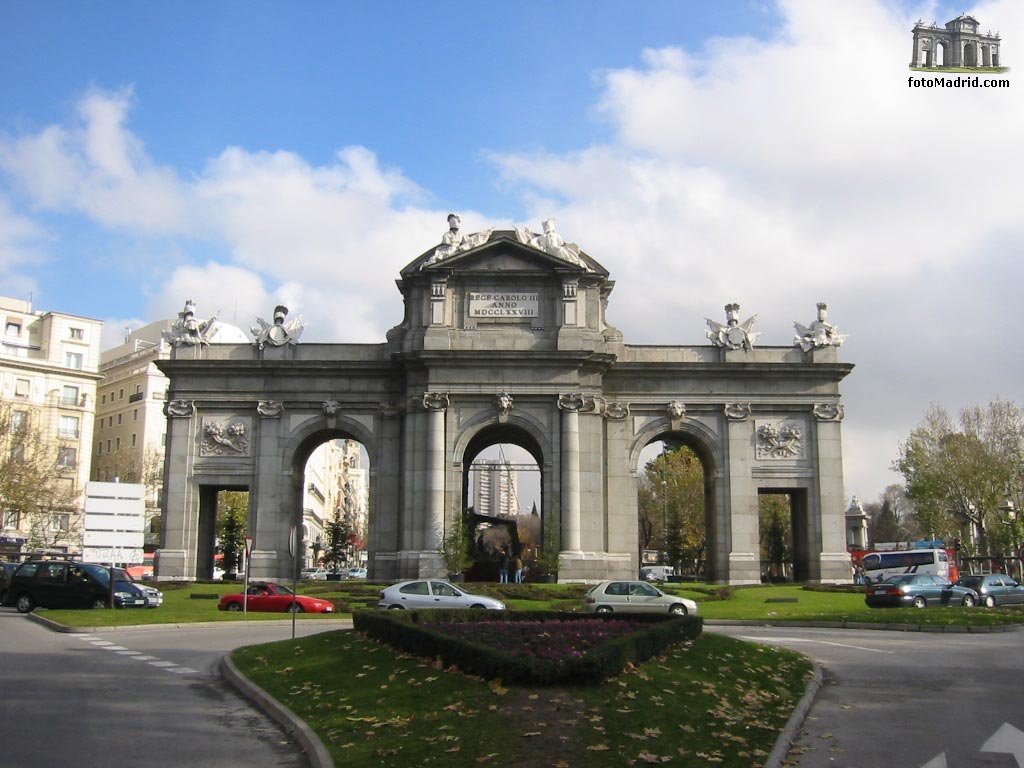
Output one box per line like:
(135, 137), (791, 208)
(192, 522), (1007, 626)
(860, 548), (956, 584)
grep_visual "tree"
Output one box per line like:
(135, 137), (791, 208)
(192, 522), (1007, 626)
(896, 400), (1024, 557)
(759, 494), (791, 579)
(216, 491), (248, 575)
(0, 403), (80, 551)
(637, 446), (706, 574)
(322, 509), (352, 570)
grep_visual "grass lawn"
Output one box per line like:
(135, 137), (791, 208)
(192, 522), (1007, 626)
(34, 580), (1024, 628)
(232, 628), (812, 768)
(39, 580), (352, 627)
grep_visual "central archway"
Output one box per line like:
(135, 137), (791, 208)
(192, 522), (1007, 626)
(460, 423), (545, 581)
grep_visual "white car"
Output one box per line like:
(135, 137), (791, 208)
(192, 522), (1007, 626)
(377, 580), (505, 610)
(301, 567), (329, 580)
(346, 567), (367, 579)
(583, 580), (698, 616)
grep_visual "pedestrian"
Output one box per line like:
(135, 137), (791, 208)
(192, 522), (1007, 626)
(499, 547), (510, 583)
(513, 554), (524, 584)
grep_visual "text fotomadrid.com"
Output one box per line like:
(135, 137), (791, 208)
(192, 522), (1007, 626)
(908, 75), (1010, 88)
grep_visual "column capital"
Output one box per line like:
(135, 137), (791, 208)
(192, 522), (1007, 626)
(557, 393), (595, 412)
(423, 391), (450, 411)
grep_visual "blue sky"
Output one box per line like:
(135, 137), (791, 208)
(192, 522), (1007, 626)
(2, 1), (1022, 504)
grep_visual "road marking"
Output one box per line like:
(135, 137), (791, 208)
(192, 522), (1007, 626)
(72, 636), (195, 674)
(737, 635), (895, 654)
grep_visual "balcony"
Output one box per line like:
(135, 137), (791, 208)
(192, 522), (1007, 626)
(57, 430), (80, 440)
(128, 392), (145, 403)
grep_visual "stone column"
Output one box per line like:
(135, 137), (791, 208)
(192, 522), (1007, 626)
(558, 394), (584, 553)
(423, 392), (449, 553)
(724, 403), (760, 584)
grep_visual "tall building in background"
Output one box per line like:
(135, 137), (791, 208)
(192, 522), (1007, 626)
(472, 458), (519, 517)
(0, 296), (102, 558)
(92, 321), (173, 548)
(303, 438), (368, 566)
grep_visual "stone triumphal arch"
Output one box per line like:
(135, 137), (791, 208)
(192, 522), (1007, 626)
(156, 218), (853, 584)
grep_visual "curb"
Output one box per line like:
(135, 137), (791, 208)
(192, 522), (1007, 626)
(703, 618), (1024, 633)
(25, 611), (353, 633)
(764, 662), (823, 768)
(220, 655), (335, 768)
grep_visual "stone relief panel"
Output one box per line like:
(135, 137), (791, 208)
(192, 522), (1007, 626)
(201, 417), (252, 457)
(755, 419), (805, 460)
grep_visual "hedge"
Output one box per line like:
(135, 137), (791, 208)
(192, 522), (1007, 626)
(352, 609), (703, 685)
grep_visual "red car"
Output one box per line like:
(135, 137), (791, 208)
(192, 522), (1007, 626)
(218, 582), (335, 613)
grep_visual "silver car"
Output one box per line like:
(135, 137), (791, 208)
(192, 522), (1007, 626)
(377, 579), (505, 610)
(583, 580), (698, 616)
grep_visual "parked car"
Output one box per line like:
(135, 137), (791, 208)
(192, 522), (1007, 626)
(1, 561), (20, 605)
(956, 574), (1024, 607)
(346, 567), (367, 579)
(639, 566), (675, 582)
(217, 582), (335, 613)
(112, 567), (163, 607)
(583, 580), (699, 615)
(3, 561), (150, 612)
(865, 573), (979, 608)
(300, 567), (329, 580)
(377, 580), (506, 610)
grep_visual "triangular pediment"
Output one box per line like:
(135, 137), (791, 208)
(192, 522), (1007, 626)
(401, 230), (608, 278)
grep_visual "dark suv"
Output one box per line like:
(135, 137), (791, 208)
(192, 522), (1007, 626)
(3, 560), (147, 613)
(0, 561), (21, 605)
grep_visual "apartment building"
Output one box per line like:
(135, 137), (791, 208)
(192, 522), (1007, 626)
(92, 321), (172, 543)
(0, 296), (103, 558)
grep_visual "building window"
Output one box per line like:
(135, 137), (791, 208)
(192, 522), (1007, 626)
(115, 437), (121, 450)
(119, 388), (124, 400)
(65, 352), (84, 370)
(117, 414), (122, 426)
(3, 510), (19, 528)
(5, 319), (21, 337)
(97, 442), (102, 455)
(135, 384), (142, 395)
(101, 394), (106, 405)
(131, 433), (137, 447)
(58, 415), (79, 439)
(14, 378), (30, 398)
(11, 411), (28, 433)
(69, 327), (84, 340)
(133, 409), (138, 421)
(9, 443), (25, 463)
(106, 440), (111, 452)
(57, 446), (77, 469)
(61, 384), (80, 406)
(51, 513), (71, 532)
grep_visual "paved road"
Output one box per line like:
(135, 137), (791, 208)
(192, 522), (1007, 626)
(709, 625), (1024, 768)
(0, 608), (349, 768)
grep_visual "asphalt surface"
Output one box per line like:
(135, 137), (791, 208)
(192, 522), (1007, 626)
(0, 608), (347, 768)
(709, 624), (1024, 768)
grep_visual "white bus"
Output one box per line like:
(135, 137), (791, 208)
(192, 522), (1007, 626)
(860, 548), (953, 584)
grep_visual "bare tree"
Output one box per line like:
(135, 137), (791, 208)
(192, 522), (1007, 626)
(0, 402), (80, 551)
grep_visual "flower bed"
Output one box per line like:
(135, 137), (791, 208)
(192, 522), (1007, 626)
(353, 610), (702, 685)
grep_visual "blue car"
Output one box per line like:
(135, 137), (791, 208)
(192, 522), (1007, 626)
(865, 573), (979, 608)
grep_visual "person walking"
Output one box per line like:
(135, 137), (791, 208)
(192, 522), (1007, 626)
(498, 547), (510, 583)
(512, 553), (524, 584)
